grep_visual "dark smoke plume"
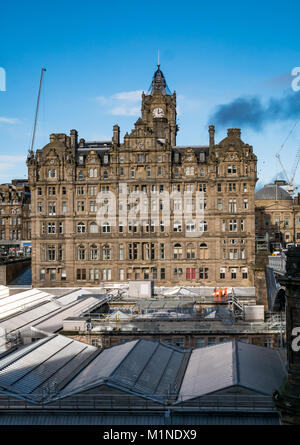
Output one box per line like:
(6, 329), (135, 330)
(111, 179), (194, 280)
(210, 91), (300, 130)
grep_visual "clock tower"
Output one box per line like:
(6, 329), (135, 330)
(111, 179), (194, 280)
(141, 65), (177, 146)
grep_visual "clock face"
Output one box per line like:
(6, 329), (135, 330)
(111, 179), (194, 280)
(153, 107), (164, 118)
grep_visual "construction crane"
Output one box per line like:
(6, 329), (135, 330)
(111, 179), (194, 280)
(29, 67), (46, 154)
(275, 149), (300, 196)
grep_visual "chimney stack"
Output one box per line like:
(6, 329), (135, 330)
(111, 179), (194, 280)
(209, 125), (215, 148)
(113, 124), (120, 145)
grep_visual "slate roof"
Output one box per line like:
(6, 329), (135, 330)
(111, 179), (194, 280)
(255, 184), (292, 200)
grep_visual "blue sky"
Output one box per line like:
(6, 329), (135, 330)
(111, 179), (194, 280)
(1, 0), (300, 190)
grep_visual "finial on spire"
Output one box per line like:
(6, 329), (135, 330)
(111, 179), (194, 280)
(157, 49), (160, 68)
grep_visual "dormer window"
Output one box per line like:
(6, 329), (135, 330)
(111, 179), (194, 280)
(199, 152), (205, 163)
(103, 154), (109, 164)
(48, 169), (56, 178)
(228, 165), (237, 174)
(174, 152), (179, 163)
(79, 156), (84, 165)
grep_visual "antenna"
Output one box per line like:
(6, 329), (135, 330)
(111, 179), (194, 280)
(30, 68), (46, 154)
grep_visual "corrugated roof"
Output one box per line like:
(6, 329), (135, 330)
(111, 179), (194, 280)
(178, 342), (234, 402)
(176, 340), (287, 403)
(0, 335), (97, 402)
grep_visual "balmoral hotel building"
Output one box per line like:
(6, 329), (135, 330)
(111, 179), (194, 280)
(27, 66), (257, 287)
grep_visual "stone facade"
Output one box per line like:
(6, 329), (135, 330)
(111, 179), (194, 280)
(27, 66), (257, 288)
(255, 182), (300, 251)
(0, 179), (31, 252)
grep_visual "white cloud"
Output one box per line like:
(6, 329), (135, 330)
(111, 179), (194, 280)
(95, 90), (143, 116)
(110, 106), (140, 116)
(0, 117), (20, 124)
(112, 90), (143, 102)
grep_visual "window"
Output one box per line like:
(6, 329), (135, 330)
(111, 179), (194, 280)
(131, 167), (135, 178)
(222, 220), (226, 232)
(119, 244), (124, 260)
(102, 244), (111, 260)
(77, 222), (86, 233)
(186, 268), (196, 280)
(186, 221), (195, 232)
(77, 201), (85, 212)
(264, 338), (273, 348)
(196, 338), (206, 348)
(199, 183), (207, 192)
(229, 219), (237, 232)
(48, 203), (56, 217)
(48, 186), (56, 196)
(228, 183), (237, 192)
(48, 245), (56, 261)
(37, 202), (43, 213)
(200, 168), (205, 177)
(241, 219), (245, 232)
(186, 243), (195, 259)
(220, 268), (226, 279)
(89, 201), (97, 212)
(242, 267), (248, 279)
(62, 186), (66, 195)
(77, 269), (86, 280)
(48, 169), (56, 178)
(119, 269), (125, 280)
(208, 337), (217, 346)
(102, 222), (110, 233)
(199, 243), (208, 259)
(89, 245), (98, 260)
(244, 199), (248, 209)
(231, 268), (237, 279)
(160, 243), (165, 259)
(243, 183), (248, 192)
(62, 201), (67, 212)
(199, 267), (208, 279)
(37, 187), (42, 196)
(103, 170), (108, 179)
(77, 245), (86, 260)
(199, 220), (208, 232)
(77, 186), (84, 195)
(50, 269), (56, 281)
(158, 166), (162, 176)
(173, 267), (183, 279)
(40, 269), (45, 281)
(227, 165), (237, 174)
(160, 268), (165, 280)
(217, 183), (222, 192)
(217, 199), (222, 210)
(229, 199), (237, 213)
(47, 222), (56, 234)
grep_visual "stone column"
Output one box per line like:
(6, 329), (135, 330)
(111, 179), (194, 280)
(273, 246), (300, 424)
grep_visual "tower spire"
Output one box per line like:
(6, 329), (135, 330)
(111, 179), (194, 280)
(158, 49), (160, 68)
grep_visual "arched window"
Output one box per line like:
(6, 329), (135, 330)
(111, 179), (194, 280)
(78, 170), (83, 180)
(173, 243), (182, 259)
(89, 244), (98, 260)
(200, 243), (208, 259)
(77, 222), (86, 233)
(186, 243), (195, 259)
(102, 222), (110, 233)
(173, 220), (182, 232)
(103, 170), (108, 179)
(89, 222), (98, 233)
(77, 245), (86, 260)
(102, 244), (111, 260)
(199, 220), (208, 233)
